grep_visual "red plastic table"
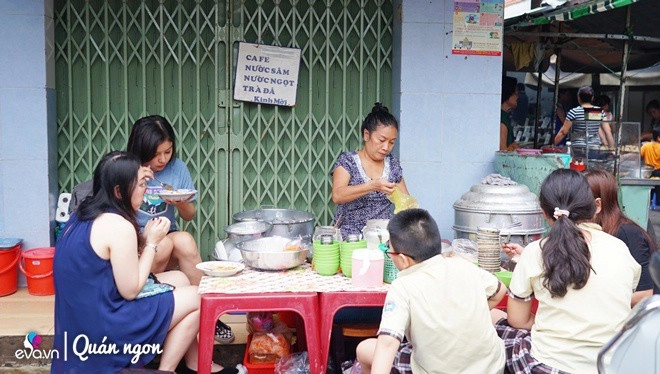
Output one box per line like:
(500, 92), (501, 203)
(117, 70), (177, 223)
(318, 291), (388, 373)
(198, 292), (322, 374)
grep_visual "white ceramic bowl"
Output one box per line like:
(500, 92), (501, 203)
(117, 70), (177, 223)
(157, 189), (197, 202)
(196, 261), (245, 277)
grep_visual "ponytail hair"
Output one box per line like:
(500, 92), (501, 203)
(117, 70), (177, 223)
(538, 169), (596, 297)
(360, 102), (398, 134)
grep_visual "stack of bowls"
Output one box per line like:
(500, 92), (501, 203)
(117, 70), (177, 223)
(312, 240), (340, 276)
(339, 240), (367, 278)
(476, 227), (501, 273)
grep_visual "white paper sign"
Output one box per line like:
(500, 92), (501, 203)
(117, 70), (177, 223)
(234, 42), (301, 107)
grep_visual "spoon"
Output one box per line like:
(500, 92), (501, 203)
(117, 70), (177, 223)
(147, 166), (174, 191)
(151, 174), (175, 191)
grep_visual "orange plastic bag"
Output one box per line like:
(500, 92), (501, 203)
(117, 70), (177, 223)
(248, 332), (291, 364)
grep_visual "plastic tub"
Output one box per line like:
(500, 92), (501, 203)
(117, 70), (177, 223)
(0, 238), (22, 296)
(19, 247), (55, 296)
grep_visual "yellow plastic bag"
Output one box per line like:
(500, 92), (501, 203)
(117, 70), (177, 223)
(387, 187), (419, 214)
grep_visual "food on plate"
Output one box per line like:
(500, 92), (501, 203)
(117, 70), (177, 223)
(195, 261), (245, 277)
(159, 189), (195, 195)
(209, 263), (240, 272)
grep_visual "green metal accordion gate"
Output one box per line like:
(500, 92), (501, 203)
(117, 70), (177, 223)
(55, 0), (393, 259)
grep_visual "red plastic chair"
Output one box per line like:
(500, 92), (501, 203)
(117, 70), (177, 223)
(318, 291), (387, 373)
(198, 292), (321, 374)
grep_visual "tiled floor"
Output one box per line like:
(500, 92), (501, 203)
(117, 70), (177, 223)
(0, 288), (248, 344)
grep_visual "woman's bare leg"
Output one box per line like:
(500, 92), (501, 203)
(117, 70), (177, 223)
(151, 235), (174, 273)
(168, 231), (203, 285)
(154, 272), (223, 372)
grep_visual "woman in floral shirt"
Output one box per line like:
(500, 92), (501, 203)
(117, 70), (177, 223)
(331, 103), (409, 237)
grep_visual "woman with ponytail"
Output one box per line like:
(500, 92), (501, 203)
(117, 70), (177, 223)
(494, 169), (641, 373)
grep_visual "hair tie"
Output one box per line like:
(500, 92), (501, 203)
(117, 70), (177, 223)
(553, 207), (570, 220)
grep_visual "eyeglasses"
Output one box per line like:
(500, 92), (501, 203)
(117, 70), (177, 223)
(382, 241), (415, 260)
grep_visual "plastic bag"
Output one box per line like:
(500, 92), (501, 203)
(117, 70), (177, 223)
(275, 351), (310, 374)
(451, 238), (478, 263)
(387, 187), (419, 214)
(247, 312), (275, 332)
(247, 312), (295, 344)
(248, 332), (291, 364)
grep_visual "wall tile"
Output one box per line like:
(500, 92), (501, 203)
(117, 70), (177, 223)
(0, 88), (48, 160)
(441, 93), (500, 164)
(2, 160), (51, 234)
(400, 23), (445, 92)
(0, 0), (45, 15)
(0, 14), (46, 89)
(399, 93), (443, 162)
(402, 0), (444, 24)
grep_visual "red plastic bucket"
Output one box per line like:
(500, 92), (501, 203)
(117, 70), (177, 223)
(19, 247), (55, 296)
(0, 240), (22, 296)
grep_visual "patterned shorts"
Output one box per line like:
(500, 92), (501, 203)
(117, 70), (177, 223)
(494, 319), (568, 374)
(391, 341), (413, 374)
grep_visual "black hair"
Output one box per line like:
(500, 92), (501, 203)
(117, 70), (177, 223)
(653, 126), (660, 141)
(127, 115), (177, 165)
(646, 99), (660, 113)
(577, 86), (594, 104)
(387, 208), (442, 262)
(77, 151), (143, 248)
(360, 103), (399, 135)
(501, 76), (518, 104)
(538, 169), (596, 298)
(595, 95), (611, 108)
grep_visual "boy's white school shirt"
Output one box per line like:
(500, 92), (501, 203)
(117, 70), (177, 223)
(378, 254), (505, 374)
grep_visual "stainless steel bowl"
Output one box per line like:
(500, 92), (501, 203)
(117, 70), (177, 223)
(224, 221), (273, 242)
(232, 208), (315, 240)
(236, 236), (309, 271)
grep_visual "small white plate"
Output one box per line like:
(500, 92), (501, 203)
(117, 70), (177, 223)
(157, 189), (197, 202)
(196, 261), (245, 277)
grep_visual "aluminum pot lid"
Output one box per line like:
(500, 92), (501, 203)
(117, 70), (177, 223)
(453, 183), (541, 213)
(233, 208), (314, 224)
(224, 221), (272, 235)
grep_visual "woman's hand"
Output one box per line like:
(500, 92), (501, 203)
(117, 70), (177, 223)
(501, 242), (524, 263)
(371, 178), (396, 195)
(143, 217), (171, 245)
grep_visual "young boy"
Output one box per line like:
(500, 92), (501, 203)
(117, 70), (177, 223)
(641, 127), (660, 171)
(356, 209), (507, 374)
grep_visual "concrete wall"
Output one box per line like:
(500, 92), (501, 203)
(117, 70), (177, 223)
(395, 1), (502, 240)
(0, 0), (57, 286)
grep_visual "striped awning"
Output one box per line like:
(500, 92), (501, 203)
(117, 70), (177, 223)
(513, 0), (640, 27)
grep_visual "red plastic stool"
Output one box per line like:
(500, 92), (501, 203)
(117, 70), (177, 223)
(198, 292), (321, 374)
(318, 291), (387, 373)
(495, 296), (539, 314)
